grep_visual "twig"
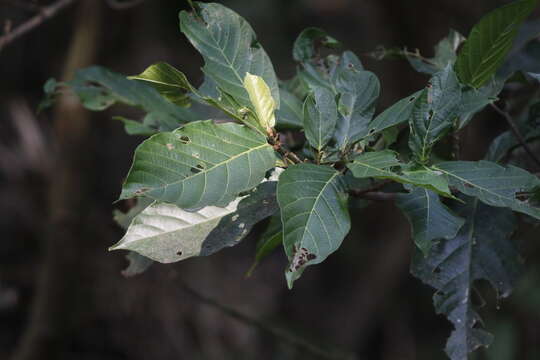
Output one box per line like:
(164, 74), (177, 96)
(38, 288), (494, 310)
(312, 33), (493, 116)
(490, 103), (540, 168)
(0, 0), (77, 52)
(178, 280), (356, 360)
(105, 0), (145, 10)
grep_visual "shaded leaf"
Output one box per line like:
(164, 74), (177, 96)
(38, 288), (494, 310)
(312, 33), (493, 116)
(396, 187), (464, 255)
(455, 0), (537, 88)
(303, 86), (338, 151)
(293, 27), (340, 62)
(333, 68), (380, 149)
(412, 198), (522, 360)
(408, 66), (462, 163)
(275, 87), (303, 129)
(407, 30), (465, 75)
(111, 180), (278, 263)
(368, 91), (421, 135)
(247, 214), (283, 275)
(67, 66), (200, 132)
(457, 78), (504, 128)
(435, 160), (540, 219)
(277, 164), (350, 288)
(120, 120), (276, 209)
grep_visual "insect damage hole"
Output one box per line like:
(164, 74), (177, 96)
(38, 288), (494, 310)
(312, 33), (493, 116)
(190, 163), (206, 174)
(179, 135), (191, 144)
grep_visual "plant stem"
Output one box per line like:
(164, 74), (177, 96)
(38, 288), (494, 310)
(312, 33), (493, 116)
(490, 103), (540, 168)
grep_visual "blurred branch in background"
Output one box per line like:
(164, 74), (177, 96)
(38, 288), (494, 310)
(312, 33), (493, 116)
(0, 0), (77, 53)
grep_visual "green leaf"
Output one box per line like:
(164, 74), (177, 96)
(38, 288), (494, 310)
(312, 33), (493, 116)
(113, 117), (158, 136)
(455, 0), (538, 88)
(412, 198), (522, 360)
(303, 86), (338, 151)
(277, 164), (350, 288)
(179, 2), (279, 111)
(435, 160), (540, 219)
(333, 68), (380, 149)
(293, 27), (340, 63)
(243, 73), (277, 133)
(129, 62), (191, 106)
(457, 78), (504, 128)
(111, 180), (278, 263)
(120, 120), (276, 209)
(367, 91), (422, 135)
(396, 187), (464, 255)
(407, 30), (465, 75)
(275, 87), (303, 129)
(247, 214), (283, 276)
(408, 66), (462, 164)
(122, 252), (154, 277)
(66, 66), (200, 132)
(346, 150), (453, 197)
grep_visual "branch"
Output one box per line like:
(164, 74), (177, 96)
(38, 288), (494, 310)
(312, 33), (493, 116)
(178, 280), (357, 360)
(105, 0), (145, 10)
(0, 0), (77, 53)
(490, 103), (540, 168)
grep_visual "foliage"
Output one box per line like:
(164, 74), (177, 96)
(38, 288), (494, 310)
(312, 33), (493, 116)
(43, 1), (540, 359)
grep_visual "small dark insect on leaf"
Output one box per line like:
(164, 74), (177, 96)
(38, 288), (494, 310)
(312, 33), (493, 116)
(177, 251), (183, 256)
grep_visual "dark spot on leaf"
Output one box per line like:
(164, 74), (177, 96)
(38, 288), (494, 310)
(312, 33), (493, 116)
(177, 251), (183, 256)
(134, 187), (149, 195)
(409, 97), (416, 102)
(179, 135), (190, 144)
(307, 254), (316, 261)
(347, 63), (354, 69)
(190, 163), (205, 174)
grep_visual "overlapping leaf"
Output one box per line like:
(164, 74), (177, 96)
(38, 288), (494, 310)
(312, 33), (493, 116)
(367, 91), (422, 135)
(455, 0), (538, 88)
(277, 164), (350, 288)
(179, 2), (279, 111)
(396, 187), (464, 255)
(248, 214), (283, 275)
(408, 66), (462, 163)
(120, 120), (276, 209)
(275, 87), (303, 129)
(333, 68), (380, 149)
(435, 160), (540, 219)
(111, 180), (278, 263)
(63, 66), (200, 132)
(243, 73), (277, 133)
(303, 86), (338, 151)
(412, 199), (522, 360)
(346, 150), (453, 197)
(407, 30), (465, 75)
(130, 62), (191, 106)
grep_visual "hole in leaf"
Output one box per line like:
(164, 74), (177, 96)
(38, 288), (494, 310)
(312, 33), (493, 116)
(179, 135), (190, 144)
(177, 251), (183, 256)
(190, 163), (205, 174)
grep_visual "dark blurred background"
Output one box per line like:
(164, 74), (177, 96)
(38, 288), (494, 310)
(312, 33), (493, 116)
(1, 1), (539, 359)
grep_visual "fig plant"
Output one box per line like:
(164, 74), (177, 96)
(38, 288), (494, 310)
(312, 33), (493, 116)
(43, 0), (540, 358)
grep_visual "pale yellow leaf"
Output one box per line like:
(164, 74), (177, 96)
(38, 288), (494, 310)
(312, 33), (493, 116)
(243, 73), (276, 133)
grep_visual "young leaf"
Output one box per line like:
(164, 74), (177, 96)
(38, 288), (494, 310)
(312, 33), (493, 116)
(367, 91), (422, 135)
(435, 160), (540, 219)
(129, 62), (191, 106)
(303, 86), (338, 152)
(396, 187), (464, 255)
(412, 199), (522, 360)
(111, 180), (278, 263)
(179, 2), (279, 110)
(457, 78), (504, 129)
(455, 0), (538, 88)
(120, 120), (276, 209)
(346, 151), (453, 198)
(67, 66), (199, 132)
(243, 73), (277, 133)
(333, 68), (380, 149)
(277, 164), (350, 288)
(408, 66), (462, 164)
